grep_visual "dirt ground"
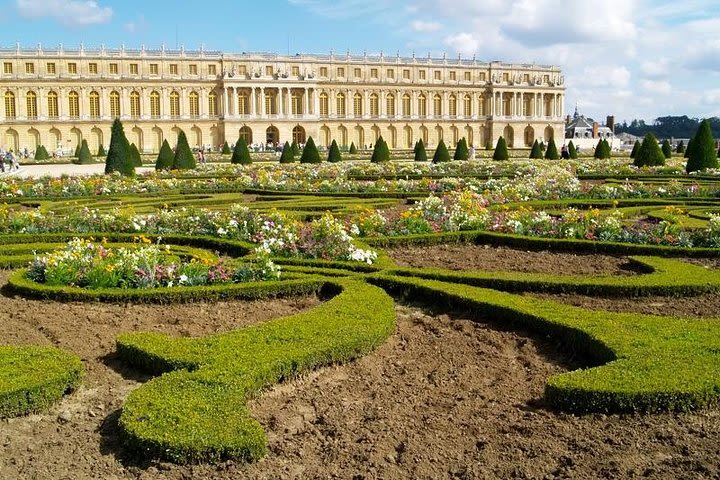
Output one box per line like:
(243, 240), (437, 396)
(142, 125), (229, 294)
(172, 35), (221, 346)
(1, 245), (720, 480)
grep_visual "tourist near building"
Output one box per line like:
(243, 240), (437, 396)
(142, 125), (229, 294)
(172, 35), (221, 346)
(0, 45), (566, 154)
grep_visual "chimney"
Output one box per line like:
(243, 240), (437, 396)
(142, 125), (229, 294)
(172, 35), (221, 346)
(606, 115), (615, 133)
(592, 122), (599, 138)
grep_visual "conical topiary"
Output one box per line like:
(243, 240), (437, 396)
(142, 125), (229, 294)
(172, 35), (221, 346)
(676, 140), (685, 154)
(529, 139), (543, 159)
(97, 144), (106, 157)
(155, 139), (174, 170)
(630, 140), (641, 159)
(349, 142), (358, 154)
(684, 138), (693, 159)
(661, 139), (672, 159)
(634, 133), (665, 167)
(77, 139), (93, 164)
(105, 118), (134, 176)
(34, 145), (49, 160)
(172, 130), (196, 170)
(686, 119), (718, 173)
(300, 136), (321, 164)
(568, 141), (578, 159)
(129, 143), (142, 167)
(485, 141), (493, 150)
(594, 139), (607, 159)
(493, 137), (509, 161)
(545, 138), (560, 160)
(74, 143), (81, 158)
(279, 141), (294, 164)
(414, 139), (428, 162)
(290, 140), (301, 157)
(539, 141), (546, 152)
(453, 137), (469, 160)
(231, 138), (252, 165)
(432, 139), (451, 163)
(371, 136), (390, 163)
(327, 140), (342, 163)
(603, 139), (612, 159)
(221, 141), (231, 155)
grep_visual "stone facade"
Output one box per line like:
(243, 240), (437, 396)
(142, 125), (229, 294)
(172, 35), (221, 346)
(0, 46), (565, 154)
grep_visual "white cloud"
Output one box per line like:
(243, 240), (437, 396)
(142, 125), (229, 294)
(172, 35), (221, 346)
(581, 65), (631, 88)
(641, 80), (672, 94)
(640, 58), (670, 78)
(124, 15), (147, 33)
(287, 0), (394, 19)
(16, 0), (112, 26)
(412, 20), (442, 33)
(444, 33), (480, 56)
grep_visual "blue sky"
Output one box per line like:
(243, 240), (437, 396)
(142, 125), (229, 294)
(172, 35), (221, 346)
(1, 0), (720, 123)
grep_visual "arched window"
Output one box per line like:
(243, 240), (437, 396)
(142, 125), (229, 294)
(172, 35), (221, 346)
(110, 91), (121, 118)
(130, 91), (141, 117)
(89, 91), (100, 118)
(448, 94), (457, 117)
(402, 94), (411, 117)
(150, 91), (161, 118)
(353, 93), (363, 117)
(68, 91), (80, 118)
(189, 91), (199, 117)
(386, 93), (395, 117)
(169, 91), (180, 117)
(433, 94), (442, 117)
(208, 91), (218, 117)
(26, 91), (37, 119)
(47, 91), (58, 118)
(4, 91), (16, 119)
(336, 92), (346, 116)
(369, 93), (379, 117)
(319, 92), (328, 117)
(418, 94), (427, 117)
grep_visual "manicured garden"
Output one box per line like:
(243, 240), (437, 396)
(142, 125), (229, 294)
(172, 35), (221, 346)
(2, 123), (720, 477)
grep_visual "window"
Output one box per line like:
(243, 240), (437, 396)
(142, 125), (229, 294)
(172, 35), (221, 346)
(89, 63), (98, 74)
(353, 93), (363, 116)
(129, 63), (139, 75)
(523, 73), (530, 83)
(418, 94), (427, 117)
(208, 65), (217, 75)
(25, 63), (35, 74)
(189, 64), (198, 75)
(354, 68), (362, 78)
(370, 68), (378, 79)
(386, 93), (395, 117)
(264, 90), (276, 114)
(109, 63), (118, 74)
(47, 62), (56, 74)
(237, 91), (249, 115)
(4, 91), (16, 119)
(337, 67), (345, 77)
(292, 66), (300, 76)
(265, 66), (274, 77)
(502, 72), (509, 82)
(150, 64), (159, 75)
(238, 65), (247, 75)
(189, 91), (199, 117)
(170, 91), (180, 117)
(450, 71), (456, 81)
(419, 70), (426, 80)
(402, 94), (410, 117)
(387, 69), (395, 79)
(47, 91), (58, 118)
(336, 92), (346, 116)
(434, 70), (441, 80)
(319, 92), (328, 116)
(3, 63), (12, 74)
(320, 67), (328, 77)
(543, 74), (550, 84)
(449, 95), (457, 117)
(369, 93), (379, 117)
(169, 64), (178, 75)
(68, 62), (77, 74)
(26, 91), (37, 118)
(150, 91), (161, 118)
(464, 71), (471, 81)
(403, 69), (410, 80)
(68, 91), (80, 118)
(464, 95), (472, 117)
(130, 91), (141, 117)
(208, 91), (218, 117)
(433, 94), (442, 116)
(291, 91), (302, 115)
(89, 91), (100, 118)
(479, 72), (486, 81)
(110, 91), (120, 117)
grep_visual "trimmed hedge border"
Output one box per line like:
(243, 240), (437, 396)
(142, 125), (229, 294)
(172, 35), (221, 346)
(116, 279), (396, 463)
(0, 346), (83, 418)
(369, 274), (720, 414)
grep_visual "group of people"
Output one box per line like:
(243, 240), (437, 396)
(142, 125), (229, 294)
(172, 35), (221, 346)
(0, 148), (20, 173)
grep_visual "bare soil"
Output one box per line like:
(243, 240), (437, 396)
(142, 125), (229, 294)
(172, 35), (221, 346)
(1, 269), (719, 479)
(385, 243), (639, 276)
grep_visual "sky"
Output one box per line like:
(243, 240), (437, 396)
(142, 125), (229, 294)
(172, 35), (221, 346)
(1, 0), (719, 124)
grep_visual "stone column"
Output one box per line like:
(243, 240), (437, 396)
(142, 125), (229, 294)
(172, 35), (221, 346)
(59, 87), (66, 119)
(304, 88), (310, 117)
(259, 87), (265, 118)
(313, 88), (320, 117)
(223, 87), (229, 118)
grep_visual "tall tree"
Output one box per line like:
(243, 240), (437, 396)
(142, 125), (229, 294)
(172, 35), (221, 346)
(290, 140), (301, 157)
(684, 138), (693, 159)
(545, 138), (560, 160)
(371, 136), (390, 163)
(349, 142), (358, 154)
(327, 140), (342, 163)
(686, 119), (718, 173)
(34, 145), (49, 161)
(432, 139), (451, 163)
(77, 139), (93, 164)
(493, 137), (509, 161)
(634, 133), (665, 167)
(568, 141), (578, 159)
(661, 139), (673, 159)
(129, 143), (142, 167)
(155, 139), (174, 170)
(279, 141), (294, 163)
(676, 140), (685, 154)
(630, 140), (641, 159)
(529, 139), (543, 159)
(231, 137), (252, 165)
(300, 136), (321, 164)
(172, 130), (196, 170)
(105, 118), (134, 176)
(221, 141), (231, 155)
(414, 139), (428, 162)
(97, 144), (106, 157)
(453, 137), (469, 160)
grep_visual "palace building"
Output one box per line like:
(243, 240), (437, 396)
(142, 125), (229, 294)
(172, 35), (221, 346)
(0, 45), (566, 154)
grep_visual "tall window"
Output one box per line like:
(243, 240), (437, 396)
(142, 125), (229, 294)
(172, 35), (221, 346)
(402, 94), (410, 117)
(369, 93), (379, 117)
(47, 91), (58, 118)
(386, 93), (395, 117)
(4, 91), (15, 119)
(336, 92), (346, 116)
(68, 62), (77, 74)
(418, 94), (427, 117)
(449, 95), (457, 117)
(3, 63), (12, 74)
(89, 91), (100, 118)
(189, 64), (198, 75)
(319, 92), (328, 116)
(150, 91), (160, 118)
(129, 63), (139, 75)
(110, 91), (120, 117)
(208, 91), (218, 117)
(238, 92), (249, 115)
(46, 62), (56, 74)
(25, 63), (35, 74)
(130, 91), (141, 118)
(149, 64), (159, 75)
(170, 91), (180, 117)
(265, 91), (276, 115)
(169, 64), (178, 75)
(109, 63), (118, 75)
(433, 94), (442, 117)
(26, 91), (37, 119)
(291, 91), (302, 115)
(89, 63), (98, 74)
(189, 91), (199, 117)
(464, 95), (472, 117)
(353, 93), (363, 117)
(68, 91), (80, 118)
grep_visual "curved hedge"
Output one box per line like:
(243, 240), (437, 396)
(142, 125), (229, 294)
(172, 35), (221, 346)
(0, 346), (83, 418)
(116, 279), (396, 463)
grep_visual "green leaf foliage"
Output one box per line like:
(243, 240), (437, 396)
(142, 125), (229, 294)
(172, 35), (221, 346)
(155, 139), (174, 170)
(221, 141), (231, 155)
(349, 142), (358, 154)
(371, 136), (390, 163)
(279, 141), (294, 164)
(432, 139), (451, 163)
(568, 141), (578, 159)
(493, 137), (509, 161)
(453, 137), (469, 160)
(529, 140), (543, 159)
(684, 138), (693, 158)
(73, 143), (81, 158)
(414, 139), (428, 162)
(290, 140), (301, 157)
(686, 119), (718, 173)
(34, 145), (50, 161)
(129, 143), (142, 167)
(77, 139), (93, 164)
(676, 140), (685, 154)
(97, 144), (106, 157)
(105, 118), (135, 176)
(630, 140), (641, 159)
(327, 140), (342, 163)
(594, 139), (610, 159)
(172, 131), (196, 170)
(634, 133), (666, 167)
(485, 141), (493, 151)
(661, 139), (673, 159)
(545, 138), (560, 160)
(300, 136), (321, 164)
(231, 138), (252, 165)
